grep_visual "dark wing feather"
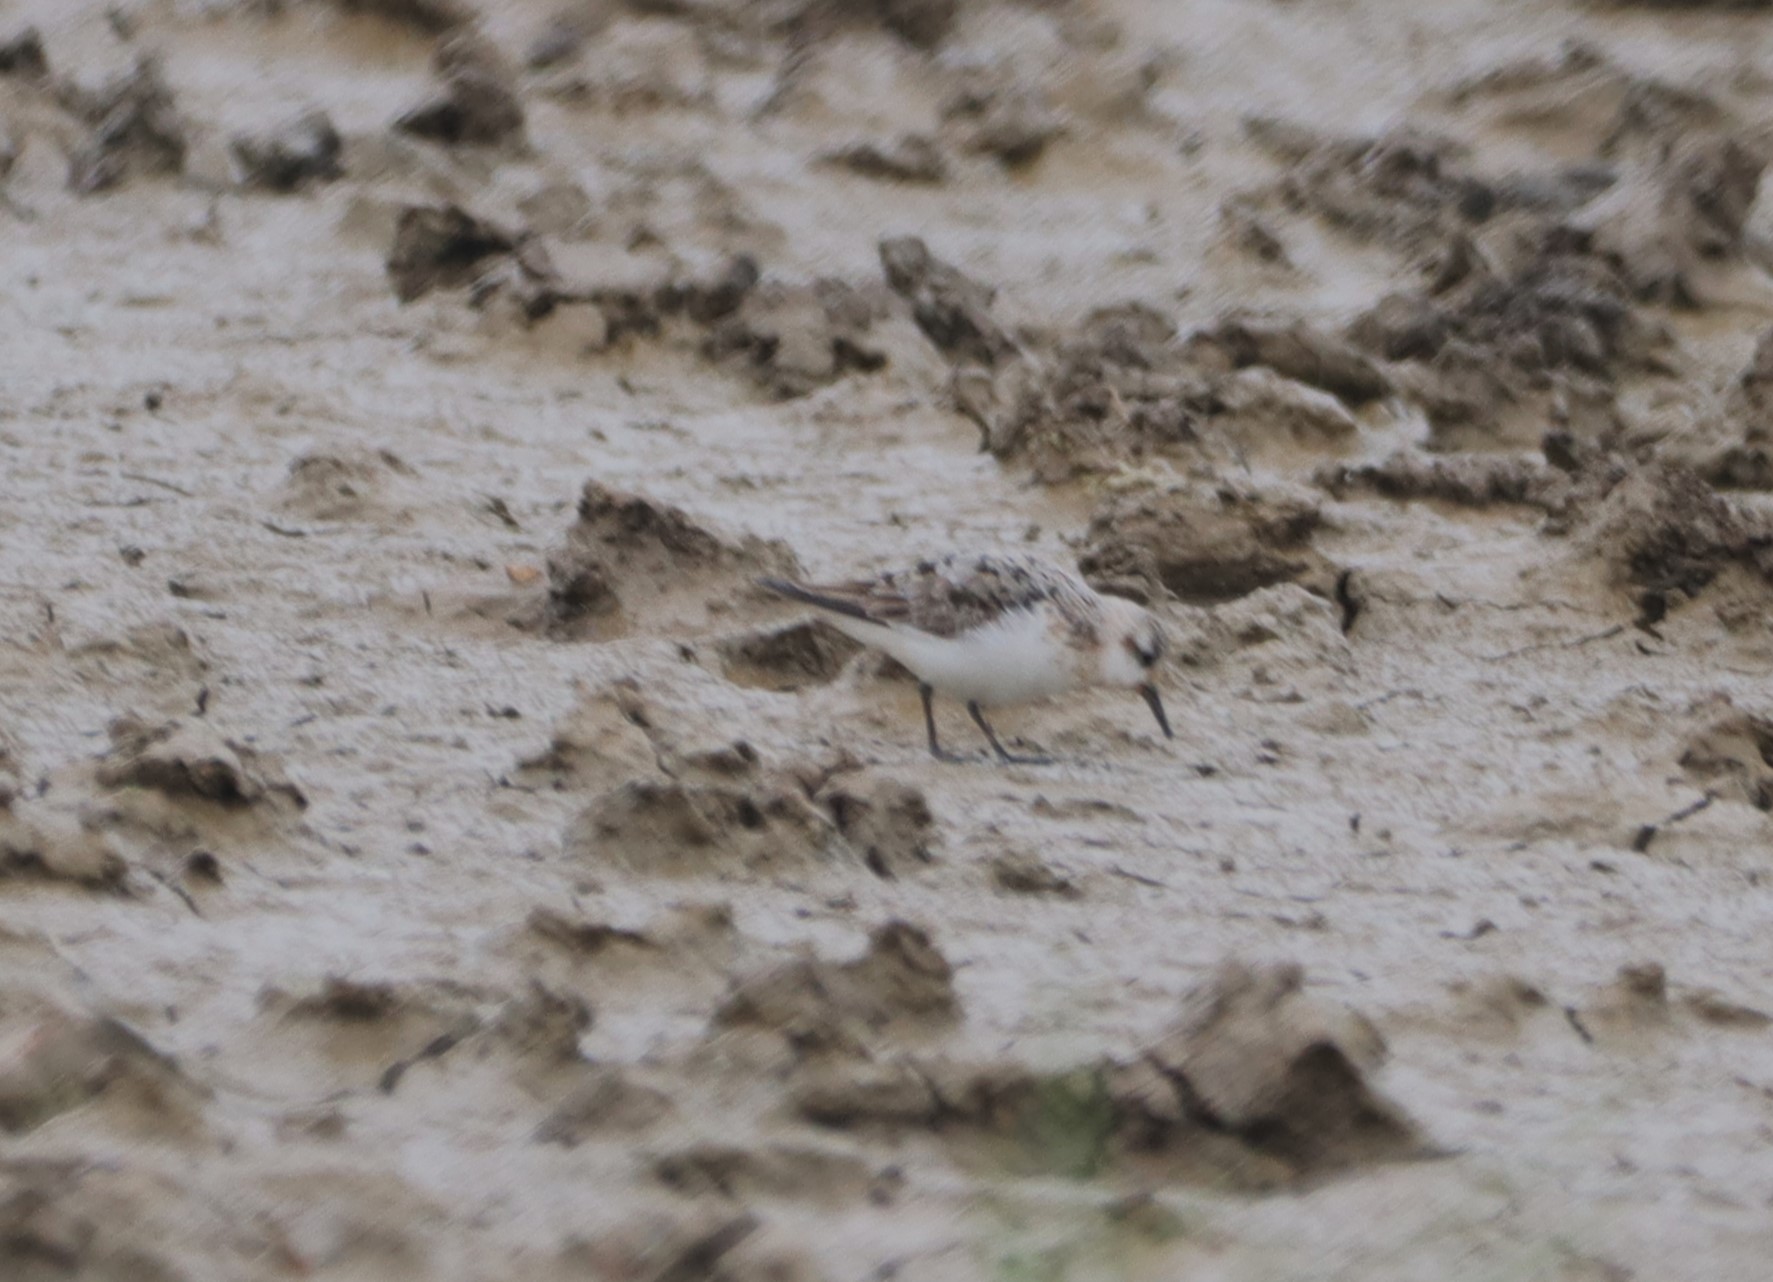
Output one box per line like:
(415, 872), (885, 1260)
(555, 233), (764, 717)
(755, 577), (876, 622)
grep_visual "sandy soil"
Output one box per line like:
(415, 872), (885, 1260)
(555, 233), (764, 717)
(6, 0), (1773, 1278)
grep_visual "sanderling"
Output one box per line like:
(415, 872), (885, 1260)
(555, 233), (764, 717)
(760, 551), (1171, 763)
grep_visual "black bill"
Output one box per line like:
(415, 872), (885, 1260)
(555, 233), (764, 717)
(1140, 683), (1172, 739)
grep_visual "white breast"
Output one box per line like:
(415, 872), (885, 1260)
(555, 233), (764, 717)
(831, 608), (1082, 707)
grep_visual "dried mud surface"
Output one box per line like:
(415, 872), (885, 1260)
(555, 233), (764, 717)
(6, 1), (1773, 1279)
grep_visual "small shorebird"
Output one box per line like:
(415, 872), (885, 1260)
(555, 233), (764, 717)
(760, 552), (1171, 763)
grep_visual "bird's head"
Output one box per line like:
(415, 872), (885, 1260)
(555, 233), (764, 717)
(1096, 596), (1173, 739)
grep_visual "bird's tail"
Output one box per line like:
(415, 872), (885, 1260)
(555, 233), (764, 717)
(756, 576), (874, 623)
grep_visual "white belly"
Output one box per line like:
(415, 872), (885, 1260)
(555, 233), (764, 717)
(832, 609), (1081, 707)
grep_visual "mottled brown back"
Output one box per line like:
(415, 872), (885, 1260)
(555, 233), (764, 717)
(774, 552), (1104, 641)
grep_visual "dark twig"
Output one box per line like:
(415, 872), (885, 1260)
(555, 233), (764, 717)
(121, 472), (195, 498)
(1631, 793), (1714, 854)
(1484, 624), (1624, 664)
(147, 868), (203, 918)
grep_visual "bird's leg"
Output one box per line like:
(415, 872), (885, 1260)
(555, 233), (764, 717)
(967, 701), (1053, 766)
(921, 684), (967, 763)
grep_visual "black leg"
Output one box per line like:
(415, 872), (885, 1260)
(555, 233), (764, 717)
(967, 701), (1053, 766)
(921, 684), (965, 762)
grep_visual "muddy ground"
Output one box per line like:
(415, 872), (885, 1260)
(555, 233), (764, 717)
(4, 0), (1773, 1278)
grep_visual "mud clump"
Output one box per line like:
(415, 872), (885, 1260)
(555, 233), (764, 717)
(566, 777), (838, 876)
(286, 976), (409, 1023)
(528, 17), (714, 113)
(535, 1064), (677, 1146)
(878, 241), (1265, 478)
(936, 298), (1371, 480)
(1324, 127), (1760, 441)
(820, 776), (936, 878)
(1578, 131), (1766, 305)
(1682, 985), (1773, 1029)
(0, 715), (309, 887)
(512, 683), (660, 790)
(1260, 109), (1612, 233)
(1426, 240), (1644, 370)
(568, 1211), (762, 1282)
(524, 906), (655, 958)
(0, 738), (19, 809)
(1674, 327), (1773, 490)
(879, 235), (1015, 368)
(1079, 479), (1335, 605)
(520, 899), (738, 982)
(394, 32), (526, 148)
(1220, 199), (1292, 265)
(1009, 304), (1206, 467)
(713, 920), (958, 1055)
(941, 78), (1064, 168)
(1345, 288), (1458, 365)
(280, 448), (413, 521)
(231, 109), (344, 192)
(1350, 239), (1667, 443)
(261, 974), (493, 1092)
(820, 134), (948, 184)
(2, 740), (90, 884)
(329, 0), (474, 32)
(956, 303), (1218, 480)
(288, 976), (594, 1088)
(1582, 460), (1773, 613)
(1577, 961), (1772, 1044)
(0, 803), (126, 888)
(1574, 962), (1673, 1043)
(791, 1057), (942, 1128)
(386, 203), (517, 302)
(524, 12), (606, 70)
(1254, 125), (1497, 250)
(1318, 449), (1574, 511)
(794, 0), (961, 50)
(1197, 316), (1390, 406)
(1121, 960), (1429, 1175)
(1677, 696), (1773, 810)
(385, 204), (562, 318)
(874, 0), (961, 49)
(702, 278), (888, 399)
(657, 253), (761, 326)
(989, 849), (1077, 897)
(0, 1010), (207, 1138)
(0, 1158), (233, 1281)
(59, 58), (187, 194)
(0, 26), (47, 79)
(716, 620), (862, 691)
(651, 1140), (889, 1205)
(487, 981), (594, 1066)
(795, 961), (1427, 1184)
(1437, 41), (1723, 162)
(1216, 367), (1362, 452)
(540, 479), (799, 633)
(1254, 103), (1737, 443)
(543, 548), (619, 625)
(96, 716), (306, 811)
(567, 480), (767, 574)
